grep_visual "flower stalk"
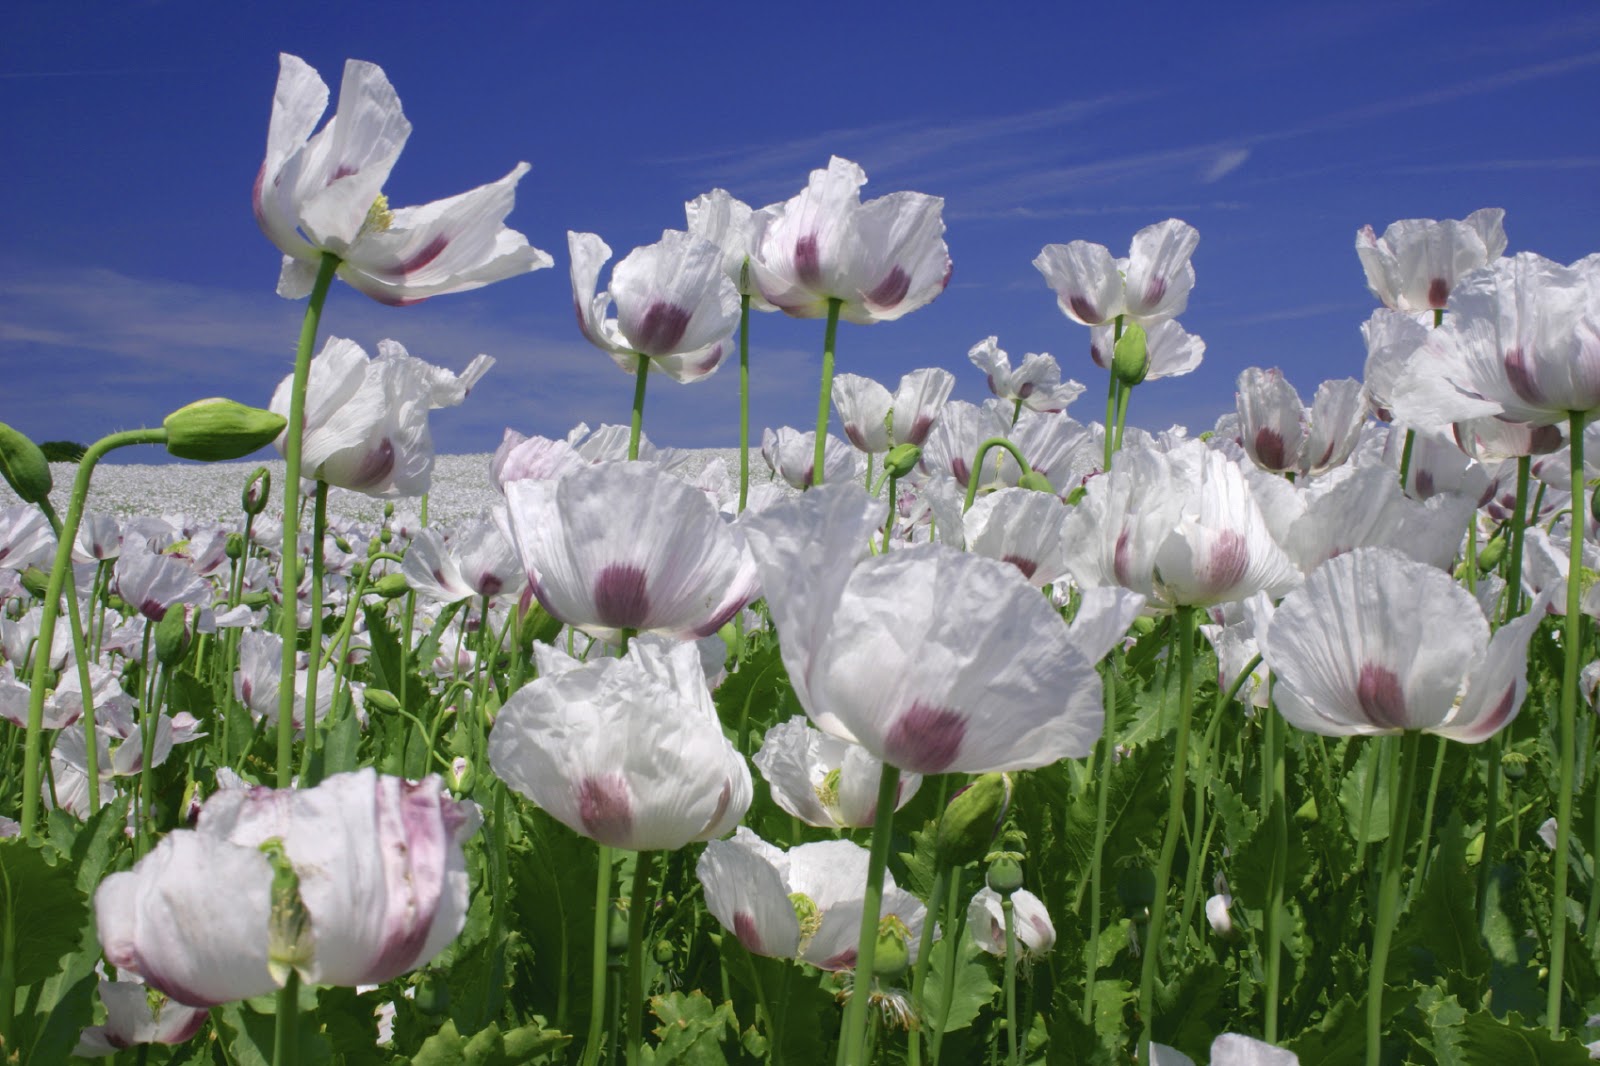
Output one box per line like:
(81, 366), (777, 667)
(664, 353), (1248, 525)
(837, 764), (902, 1066)
(812, 299), (843, 487)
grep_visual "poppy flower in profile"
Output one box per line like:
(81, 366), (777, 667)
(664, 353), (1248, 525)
(1355, 208), (1505, 312)
(569, 229), (741, 383)
(498, 461), (759, 642)
(748, 156), (951, 324)
(761, 426), (857, 490)
(968, 336), (1085, 414)
(1233, 368), (1365, 477)
(1035, 219), (1199, 328)
(831, 367), (955, 453)
(753, 716), (922, 829)
(1259, 547), (1548, 741)
(743, 483), (1106, 775)
(488, 641), (750, 851)
(255, 53), (551, 304)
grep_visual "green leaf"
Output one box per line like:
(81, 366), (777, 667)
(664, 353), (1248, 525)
(716, 937), (831, 1066)
(1338, 738), (1392, 844)
(412, 1017), (570, 1065)
(1151, 961), (1228, 1058)
(644, 990), (739, 1065)
(1392, 812), (1489, 996)
(0, 837), (88, 985)
(711, 639), (789, 748)
(1455, 1010), (1593, 1065)
(216, 999), (333, 1066)
(917, 926), (998, 1033)
(1479, 863), (1544, 1019)
(1416, 983), (1470, 1066)
(1059, 741), (1169, 916)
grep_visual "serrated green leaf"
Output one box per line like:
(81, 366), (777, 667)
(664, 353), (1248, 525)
(1416, 983), (1470, 1066)
(717, 936), (831, 1065)
(646, 990), (738, 1065)
(0, 837), (87, 985)
(1456, 1009), (1592, 1065)
(1338, 738), (1392, 844)
(1392, 812), (1489, 995)
(918, 926), (998, 1033)
(217, 999), (333, 1066)
(1151, 961), (1228, 1058)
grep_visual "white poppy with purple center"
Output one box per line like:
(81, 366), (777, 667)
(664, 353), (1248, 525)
(1355, 208), (1505, 313)
(1035, 219), (1199, 328)
(968, 336), (1085, 414)
(831, 367), (954, 453)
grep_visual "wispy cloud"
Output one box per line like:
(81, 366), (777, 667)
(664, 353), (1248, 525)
(1201, 148), (1251, 183)
(1393, 156), (1600, 175)
(1214, 301), (1369, 327)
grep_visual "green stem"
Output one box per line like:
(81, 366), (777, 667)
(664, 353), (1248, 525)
(961, 438), (1033, 513)
(1082, 649), (1120, 1023)
(273, 972), (300, 1066)
(276, 251), (339, 788)
(20, 426), (165, 839)
(813, 298), (843, 487)
(1367, 731), (1420, 1066)
(1354, 737), (1386, 875)
(1397, 428), (1417, 492)
(1547, 409), (1586, 1036)
(1002, 897), (1019, 1066)
(298, 481), (329, 783)
(1136, 606), (1196, 1064)
(837, 765), (902, 1066)
(628, 356), (651, 462)
(927, 866), (968, 1066)
(908, 863), (950, 1066)
(738, 293), (752, 512)
(1407, 736), (1449, 906)
(1112, 376), (1132, 454)
(1179, 653), (1262, 937)
(36, 500), (101, 815)
(625, 851), (655, 1064)
(1102, 316), (1124, 471)
(583, 846), (614, 1066)
(138, 665), (170, 852)
(1263, 692), (1286, 1043)
(882, 475), (899, 553)
(1504, 456), (1532, 622)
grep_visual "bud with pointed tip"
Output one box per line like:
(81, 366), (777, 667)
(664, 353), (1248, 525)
(225, 532), (246, 560)
(1016, 471), (1055, 494)
(0, 423), (53, 505)
(1111, 320), (1150, 387)
(242, 467), (272, 516)
(164, 399), (287, 463)
(935, 772), (1012, 868)
(334, 536), (353, 554)
(155, 604), (193, 667)
(20, 566), (49, 599)
(884, 443), (922, 479)
(364, 688), (402, 714)
(371, 574), (410, 599)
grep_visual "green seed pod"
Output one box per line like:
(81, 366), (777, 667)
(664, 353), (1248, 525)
(1016, 471), (1055, 494)
(985, 853), (1025, 896)
(884, 443), (922, 479)
(1475, 535), (1506, 574)
(413, 975), (450, 1016)
(873, 914), (912, 979)
(652, 939), (676, 966)
(1111, 320), (1150, 387)
(163, 398), (287, 463)
(935, 772), (1012, 868)
(380, 528), (393, 545)
(225, 532), (246, 560)
(242, 467), (272, 516)
(0, 422), (53, 505)
(371, 574), (410, 599)
(154, 605), (192, 667)
(1501, 750), (1529, 782)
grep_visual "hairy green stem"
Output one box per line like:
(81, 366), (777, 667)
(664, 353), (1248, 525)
(838, 765), (902, 1066)
(1367, 732), (1420, 1066)
(298, 481), (329, 783)
(273, 972), (300, 1066)
(738, 293), (752, 512)
(625, 851), (655, 1064)
(582, 846), (614, 1066)
(908, 863), (950, 1066)
(1137, 606), (1196, 1063)
(628, 356), (651, 462)
(275, 252), (340, 787)
(812, 298), (843, 487)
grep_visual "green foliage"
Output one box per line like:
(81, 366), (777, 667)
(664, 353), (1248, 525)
(643, 990), (740, 1065)
(918, 925), (999, 1033)
(411, 1017), (569, 1065)
(37, 439), (87, 463)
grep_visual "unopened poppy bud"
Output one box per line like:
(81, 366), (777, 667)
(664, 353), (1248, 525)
(163, 398), (287, 462)
(1016, 471), (1054, 494)
(985, 853), (1025, 896)
(935, 772), (1012, 867)
(1476, 535), (1506, 574)
(1111, 320), (1149, 387)
(380, 528), (393, 545)
(364, 688), (401, 713)
(653, 939), (675, 966)
(413, 975), (450, 1016)
(884, 443), (922, 479)
(384, 501), (395, 518)
(718, 620), (743, 661)
(240, 590), (272, 609)
(372, 574), (410, 599)
(155, 605), (192, 667)
(334, 536), (353, 554)
(225, 532), (246, 560)
(0, 423), (53, 505)
(608, 900), (629, 954)
(20, 566), (49, 599)
(242, 467), (272, 516)
(873, 914), (912, 979)
(107, 593), (129, 613)
(1131, 616), (1157, 636)
(448, 756), (472, 794)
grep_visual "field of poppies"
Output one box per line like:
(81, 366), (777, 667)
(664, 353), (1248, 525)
(3, 51), (1600, 1066)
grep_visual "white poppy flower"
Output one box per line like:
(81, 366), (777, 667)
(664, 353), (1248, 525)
(1355, 208), (1506, 312)
(1035, 219), (1199, 328)
(753, 716), (922, 829)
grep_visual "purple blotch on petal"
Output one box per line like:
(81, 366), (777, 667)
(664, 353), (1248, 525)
(349, 438), (397, 491)
(1414, 469), (1436, 499)
(1504, 347), (1545, 406)
(1200, 529), (1250, 595)
(795, 235), (822, 287)
(1253, 428), (1290, 471)
(328, 164), (358, 183)
(882, 703), (966, 774)
(1357, 663), (1408, 730)
(632, 302), (693, 356)
(1068, 295), (1099, 323)
(1468, 686), (1517, 740)
(1427, 278), (1450, 308)
(577, 773), (634, 845)
(477, 574), (503, 597)
(1143, 276), (1168, 308)
(905, 414), (935, 446)
(1001, 553), (1039, 580)
(1112, 527), (1135, 587)
(592, 564), (651, 629)
(733, 912), (764, 953)
(392, 234), (450, 277)
(865, 266), (911, 309)
(139, 599), (168, 621)
(951, 458), (970, 488)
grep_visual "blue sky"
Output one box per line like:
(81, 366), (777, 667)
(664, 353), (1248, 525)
(4, 1), (1599, 461)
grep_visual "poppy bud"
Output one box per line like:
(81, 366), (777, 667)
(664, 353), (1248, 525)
(380, 528), (393, 545)
(447, 757), (472, 795)
(413, 975), (450, 1016)
(718, 620), (743, 661)
(1064, 485), (1088, 506)
(985, 853), (1025, 896)
(242, 467), (272, 516)
(1501, 751), (1528, 782)
(225, 532), (246, 560)
(334, 536), (353, 554)
(20, 566), (49, 599)
(371, 574), (410, 599)
(1016, 471), (1055, 494)
(653, 939), (676, 966)
(155, 604), (192, 667)
(0, 422), (53, 505)
(934, 772), (1012, 868)
(1131, 616), (1157, 636)
(884, 443), (922, 479)
(873, 914), (912, 979)
(1111, 320), (1149, 387)
(364, 688), (402, 713)
(163, 399), (287, 463)
(1476, 535), (1506, 574)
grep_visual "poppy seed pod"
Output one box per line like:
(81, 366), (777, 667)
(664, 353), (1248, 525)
(883, 443), (922, 479)
(163, 399), (287, 462)
(20, 566), (50, 599)
(873, 915), (912, 978)
(985, 853), (1025, 896)
(0, 423), (52, 505)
